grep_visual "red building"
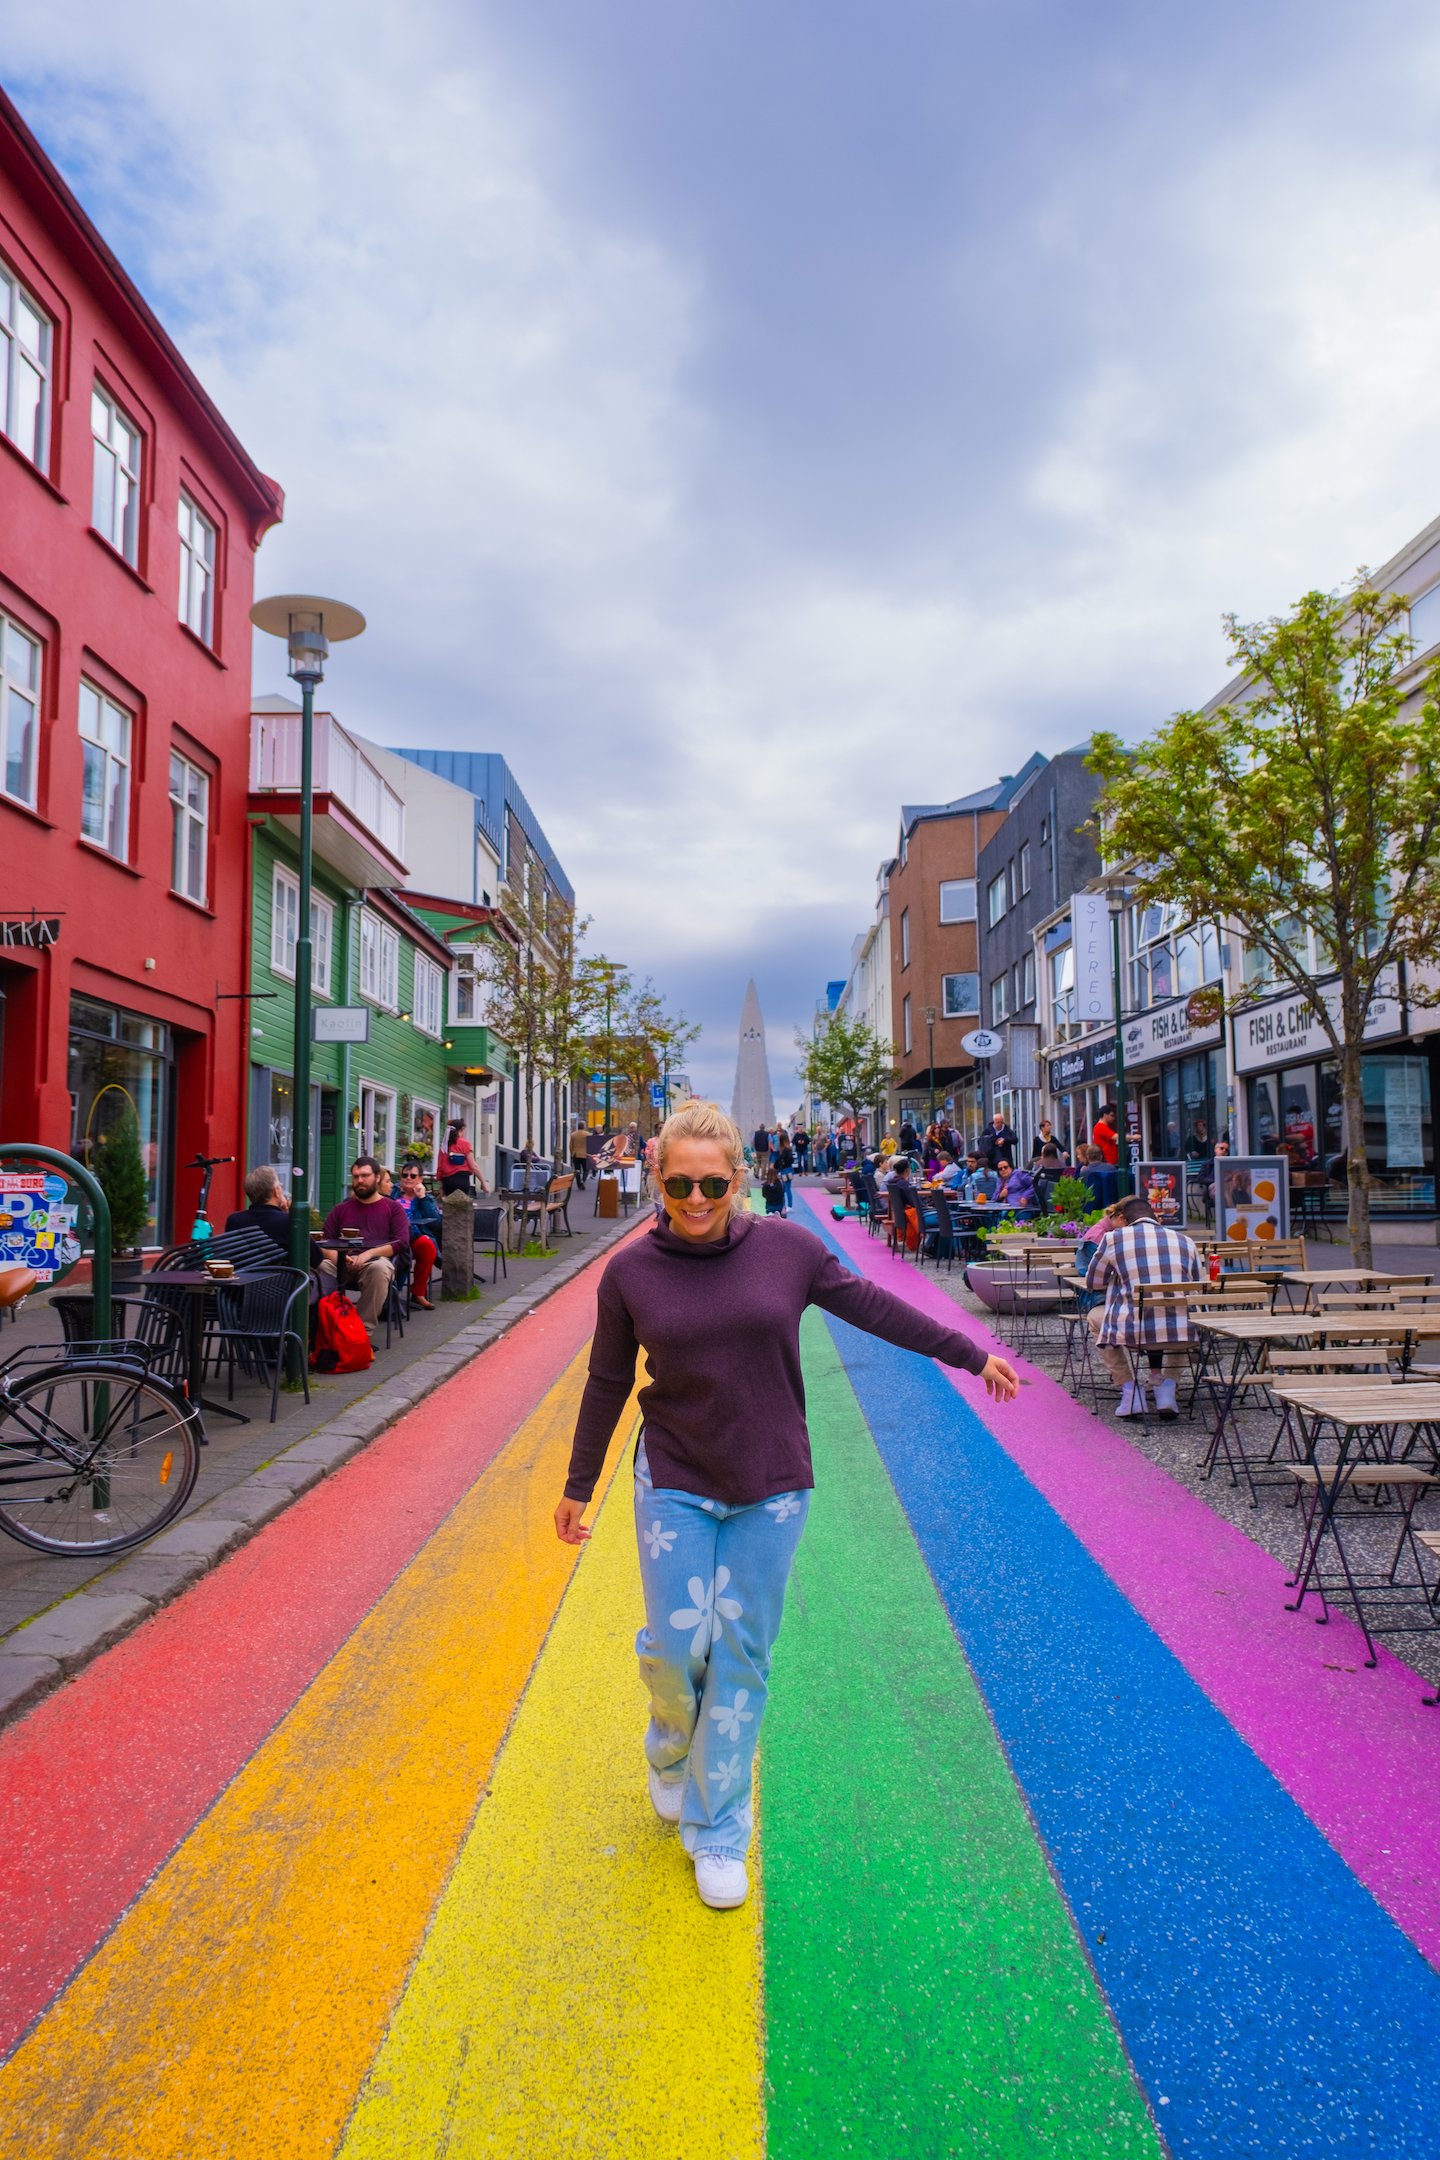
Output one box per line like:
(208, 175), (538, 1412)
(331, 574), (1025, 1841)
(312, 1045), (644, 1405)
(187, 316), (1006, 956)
(0, 88), (283, 1242)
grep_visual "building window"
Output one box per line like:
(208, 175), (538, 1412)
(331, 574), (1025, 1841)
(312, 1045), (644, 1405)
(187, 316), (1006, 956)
(413, 953), (444, 1037)
(1021, 949), (1036, 1006)
(0, 610), (40, 808)
(359, 1080), (396, 1166)
(1410, 583), (1440, 659)
(990, 974), (1008, 1025)
(177, 492), (217, 642)
(900, 907), (910, 967)
(169, 749), (209, 903)
(77, 680), (132, 859)
(453, 949), (480, 1020)
(903, 994), (912, 1054)
(0, 261), (51, 468)
(359, 908), (399, 1008)
(1019, 841), (1032, 895)
(986, 872), (1007, 926)
(942, 972), (979, 1018)
(91, 384), (142, 563)
(271, 867), (333, 993)
(1051, 945), (1075, 1035)
(938, 878), (976, 923)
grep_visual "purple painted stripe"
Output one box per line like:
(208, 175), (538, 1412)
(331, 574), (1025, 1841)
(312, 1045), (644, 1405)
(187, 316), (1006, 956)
(799, 1192), (1440, 1968)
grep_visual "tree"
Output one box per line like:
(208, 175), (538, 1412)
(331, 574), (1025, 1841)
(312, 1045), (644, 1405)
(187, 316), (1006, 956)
(476, 883), (593, 1152)
(578, 956), (633, 1132)
(92, 1103), (151, 1252)
(795, 1010), (895, 1148)
(1088, 579), (1440, 1266)
(612, 982), (701, 1132)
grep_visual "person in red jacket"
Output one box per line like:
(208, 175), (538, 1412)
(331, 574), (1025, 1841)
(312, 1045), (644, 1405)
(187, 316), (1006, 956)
(1091, 1106), (1120, 1165)
(553, 1100), (1018, 1913)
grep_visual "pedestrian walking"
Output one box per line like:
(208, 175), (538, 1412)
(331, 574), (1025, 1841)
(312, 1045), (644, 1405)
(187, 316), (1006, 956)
(440, 1118), (487, 1195)
(792, 1124), (810, 1173)
(569, 1120), (592, 1190)
(774, 1132), (796, 1214)
(554, 1101), (1019, 1911)
(752, 1123), (772, 1165)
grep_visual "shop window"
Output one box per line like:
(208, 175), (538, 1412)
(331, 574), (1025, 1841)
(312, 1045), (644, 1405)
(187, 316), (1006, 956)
(177, 492), (217, 643)
(91, 383), (142, 563)
(0, 259), (52, 469)
(359, 1080), (396, 1166)
(68, 994), (172, 1246)
(78, 680), (132, 859)
(0, 609), (40, 809)
(169, 749), (209, 904)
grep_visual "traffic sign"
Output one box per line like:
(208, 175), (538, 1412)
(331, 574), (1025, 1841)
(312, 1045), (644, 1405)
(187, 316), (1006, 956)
(961, 1028), (1004, 1060)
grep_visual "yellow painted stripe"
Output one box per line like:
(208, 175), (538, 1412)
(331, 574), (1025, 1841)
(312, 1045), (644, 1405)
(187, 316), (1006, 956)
(0, 1348), (637, 2160)
(339, 1441), (766, 2160)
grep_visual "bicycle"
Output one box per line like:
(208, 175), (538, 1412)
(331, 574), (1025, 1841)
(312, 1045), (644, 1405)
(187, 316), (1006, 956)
(0, 1269), (202, 1557)
(186, 1152), (235, 1244)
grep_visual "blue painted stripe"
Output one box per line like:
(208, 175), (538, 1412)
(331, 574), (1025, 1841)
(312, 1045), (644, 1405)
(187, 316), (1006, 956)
(803, 1220), (1440, 2159)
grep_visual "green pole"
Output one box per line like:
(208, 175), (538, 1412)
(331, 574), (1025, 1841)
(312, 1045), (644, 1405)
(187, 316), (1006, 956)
(1111, 906), (1130, 1199)
(290, 673), (316, 1271)
(604, 981), (612, 1134)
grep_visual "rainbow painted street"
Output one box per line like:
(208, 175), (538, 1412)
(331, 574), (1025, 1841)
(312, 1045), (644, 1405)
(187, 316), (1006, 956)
(2, 1198), (1438, 2159)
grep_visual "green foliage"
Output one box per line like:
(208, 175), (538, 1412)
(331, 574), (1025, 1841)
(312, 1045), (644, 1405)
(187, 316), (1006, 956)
(1048, 1175), (1095, 1222)
(92, 1106), (151, 1251)
(796, 1011), (895, 1135)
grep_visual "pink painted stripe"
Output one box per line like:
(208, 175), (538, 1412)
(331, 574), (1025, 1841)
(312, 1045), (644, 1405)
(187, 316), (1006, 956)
(800, 1192), (1440, 1967)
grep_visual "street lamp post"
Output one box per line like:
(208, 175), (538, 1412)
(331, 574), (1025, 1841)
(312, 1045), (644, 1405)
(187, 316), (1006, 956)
(249, 594), (366, 1270)
(923, 1004), (937, 1129)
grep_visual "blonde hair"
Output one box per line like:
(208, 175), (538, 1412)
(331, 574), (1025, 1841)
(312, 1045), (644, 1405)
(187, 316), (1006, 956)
(655, 1100), (748, 1216)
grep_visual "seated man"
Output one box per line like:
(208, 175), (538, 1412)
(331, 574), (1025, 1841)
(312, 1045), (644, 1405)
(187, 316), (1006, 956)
(1083, 1193), (1202, 1419)
(1076, 1143), (1120, 1208)
(318, 1155), (410, 1336)
(224, 1164), (292, 1252)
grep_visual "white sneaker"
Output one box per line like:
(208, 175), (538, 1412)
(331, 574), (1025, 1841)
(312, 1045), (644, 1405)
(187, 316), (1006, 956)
(1153, 1378), (1179, 1421)
(1116, 1382), (1146, 1418)
(694, 1851), (749, 1909)
(648, 1767), (683, 1823)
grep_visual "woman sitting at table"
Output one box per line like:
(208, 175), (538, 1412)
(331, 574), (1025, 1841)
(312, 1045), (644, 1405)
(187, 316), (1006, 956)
(993, 1159), (1037, 1210)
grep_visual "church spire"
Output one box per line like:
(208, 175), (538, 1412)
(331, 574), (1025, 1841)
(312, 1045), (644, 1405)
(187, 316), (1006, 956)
(730, 979), (776, 1135)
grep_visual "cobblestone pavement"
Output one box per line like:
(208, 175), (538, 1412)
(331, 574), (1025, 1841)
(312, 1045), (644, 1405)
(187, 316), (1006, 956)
(0, 1187), (1437, 2157)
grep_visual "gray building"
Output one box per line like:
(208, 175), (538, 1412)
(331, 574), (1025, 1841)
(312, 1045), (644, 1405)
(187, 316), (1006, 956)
(974, 746), (1102, 1154)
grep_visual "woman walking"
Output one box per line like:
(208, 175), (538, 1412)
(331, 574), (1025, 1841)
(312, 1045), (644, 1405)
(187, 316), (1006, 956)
(440, 1119), (487, 1196)
(554, 1102), (1018, 1911)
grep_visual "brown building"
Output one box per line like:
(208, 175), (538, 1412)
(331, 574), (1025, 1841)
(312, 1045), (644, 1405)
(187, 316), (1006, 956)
(888, 762), (1044, 1140)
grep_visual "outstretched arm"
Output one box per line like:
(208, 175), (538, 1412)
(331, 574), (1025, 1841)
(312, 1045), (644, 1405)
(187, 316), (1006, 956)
(807, 1250), (1018, 1400)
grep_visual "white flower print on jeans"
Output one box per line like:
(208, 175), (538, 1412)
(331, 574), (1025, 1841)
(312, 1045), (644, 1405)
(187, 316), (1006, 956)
(709, 1688), (754, 1743)
(709, 1752), (744, 1796)
(669, 1566), (744, 1657)
(643, 1519), (677, 1561)
(766, 1494), (803, 1524)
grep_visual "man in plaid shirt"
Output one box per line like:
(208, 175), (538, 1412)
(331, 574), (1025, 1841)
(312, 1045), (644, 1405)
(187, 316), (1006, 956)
(1083, 1193), (1203, 1419)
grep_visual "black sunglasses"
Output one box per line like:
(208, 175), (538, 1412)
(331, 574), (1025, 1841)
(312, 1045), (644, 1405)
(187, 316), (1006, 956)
(663, 1175), (733, 1200)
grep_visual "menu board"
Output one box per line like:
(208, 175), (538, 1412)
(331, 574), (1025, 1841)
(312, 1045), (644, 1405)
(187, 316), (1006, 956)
(1137, 1161), (1187, 1229)
(1216, 1156), (1290, 1247)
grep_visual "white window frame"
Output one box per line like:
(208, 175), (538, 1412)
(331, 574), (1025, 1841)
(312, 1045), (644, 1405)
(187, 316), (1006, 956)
(987, 873), (1007, 927)
(1019, 841), (1032, 895)
(938, 878), (977, 923)
(77, 679), (132, 860)
(0, 609), (41, 809)
(169, 748), (209, 904)
(359, 908), (399, 1009)
(1021, 949), (1036, 1006)
(0, 259), (52, 469)
(990, 974), (1008, 1025)
(902, 994), (912, 1054)
(359, 1080), (397, 1167)
(311, 893), (334, 998)
(941, 972), (979, 1018)
(409, 1097), (441, 1174)
(177, 491), (217, 643)
(413, 952), (444, 1038)
(452, 948), (480, 1021)
(272, 864), (301, 977)
(91, 383), (141, 563)
(1410, 583), (1440, 659)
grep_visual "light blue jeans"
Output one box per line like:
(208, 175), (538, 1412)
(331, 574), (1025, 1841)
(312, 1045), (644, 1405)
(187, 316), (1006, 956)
(634, 1438), (810, 1861)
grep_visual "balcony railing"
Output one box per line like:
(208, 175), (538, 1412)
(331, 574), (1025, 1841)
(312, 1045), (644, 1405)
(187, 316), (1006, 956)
(250, 708), (406, 864)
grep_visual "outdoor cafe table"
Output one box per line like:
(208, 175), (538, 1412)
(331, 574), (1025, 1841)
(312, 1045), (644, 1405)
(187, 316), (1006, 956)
(143, 1268), (253, 1427)
(1278, 1267), (1435, 1310)
(1191, 1312), (1322, 1497)
(1265, 1379), (1440, 1664)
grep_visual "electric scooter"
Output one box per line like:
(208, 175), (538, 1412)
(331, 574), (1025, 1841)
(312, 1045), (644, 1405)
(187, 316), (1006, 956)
(186, 1153), (235, 1242)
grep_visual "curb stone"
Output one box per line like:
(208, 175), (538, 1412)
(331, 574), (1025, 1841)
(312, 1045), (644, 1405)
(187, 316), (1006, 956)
(0, 1208), (638, 1731)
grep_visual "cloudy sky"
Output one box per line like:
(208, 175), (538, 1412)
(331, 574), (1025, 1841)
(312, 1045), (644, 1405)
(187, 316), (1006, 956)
(10, 2), (1440, 1102)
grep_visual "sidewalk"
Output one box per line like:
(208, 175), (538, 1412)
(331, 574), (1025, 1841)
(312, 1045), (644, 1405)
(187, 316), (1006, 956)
(0, 1187), (642, 1722)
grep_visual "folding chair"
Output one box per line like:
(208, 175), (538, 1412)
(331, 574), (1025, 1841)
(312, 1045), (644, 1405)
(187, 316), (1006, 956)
(473, 1202), (508, 1284)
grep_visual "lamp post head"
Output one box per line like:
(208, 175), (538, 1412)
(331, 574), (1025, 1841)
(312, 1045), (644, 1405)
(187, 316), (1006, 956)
(923, 1004), (937, 1027)
(250, 592), (366, 687)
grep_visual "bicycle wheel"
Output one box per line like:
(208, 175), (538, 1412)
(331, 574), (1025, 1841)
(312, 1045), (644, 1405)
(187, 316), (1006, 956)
(0, 1361), (201, 1557)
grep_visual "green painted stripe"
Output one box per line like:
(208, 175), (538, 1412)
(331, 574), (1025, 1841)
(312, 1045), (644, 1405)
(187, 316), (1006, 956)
(760, 1312), (1161, 2158)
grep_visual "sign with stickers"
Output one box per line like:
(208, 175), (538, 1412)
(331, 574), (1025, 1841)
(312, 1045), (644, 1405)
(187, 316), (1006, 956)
(0, 1171), (83, 1278)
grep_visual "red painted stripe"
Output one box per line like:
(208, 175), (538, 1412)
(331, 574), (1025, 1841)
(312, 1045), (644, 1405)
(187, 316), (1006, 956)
(0, 1245), (627, 2058)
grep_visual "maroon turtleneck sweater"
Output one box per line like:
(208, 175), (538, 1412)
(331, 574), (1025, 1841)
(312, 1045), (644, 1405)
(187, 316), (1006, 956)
(563, 1211), (989, 1506)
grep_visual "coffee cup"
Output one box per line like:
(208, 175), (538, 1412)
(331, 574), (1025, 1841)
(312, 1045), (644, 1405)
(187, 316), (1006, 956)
(205, 1257), (234, 1279)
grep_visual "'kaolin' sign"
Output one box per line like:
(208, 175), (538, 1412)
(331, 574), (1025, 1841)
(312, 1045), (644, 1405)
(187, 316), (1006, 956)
(0, 919), (59, 949)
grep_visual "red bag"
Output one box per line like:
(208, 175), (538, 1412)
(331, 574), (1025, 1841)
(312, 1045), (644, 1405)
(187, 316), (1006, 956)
(311, 1290), (373, 1374)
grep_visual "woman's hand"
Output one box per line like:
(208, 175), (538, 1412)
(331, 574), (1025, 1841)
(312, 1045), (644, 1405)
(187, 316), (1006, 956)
(554, 1498), (591, 1545)
(980, 1354), (1020, 1402)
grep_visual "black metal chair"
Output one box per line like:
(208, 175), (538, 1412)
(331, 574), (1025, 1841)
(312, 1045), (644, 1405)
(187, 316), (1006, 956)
(473, 1203), (508, 1283)
(508, 1171), (552, 1248)
(153, 1226), (283, 1275)
(211, 1268), (311, 1421)
(51, 1291), (189, 1387)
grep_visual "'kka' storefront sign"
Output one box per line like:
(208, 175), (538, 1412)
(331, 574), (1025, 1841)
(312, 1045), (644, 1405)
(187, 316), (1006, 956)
(0, 918), (59, 948)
